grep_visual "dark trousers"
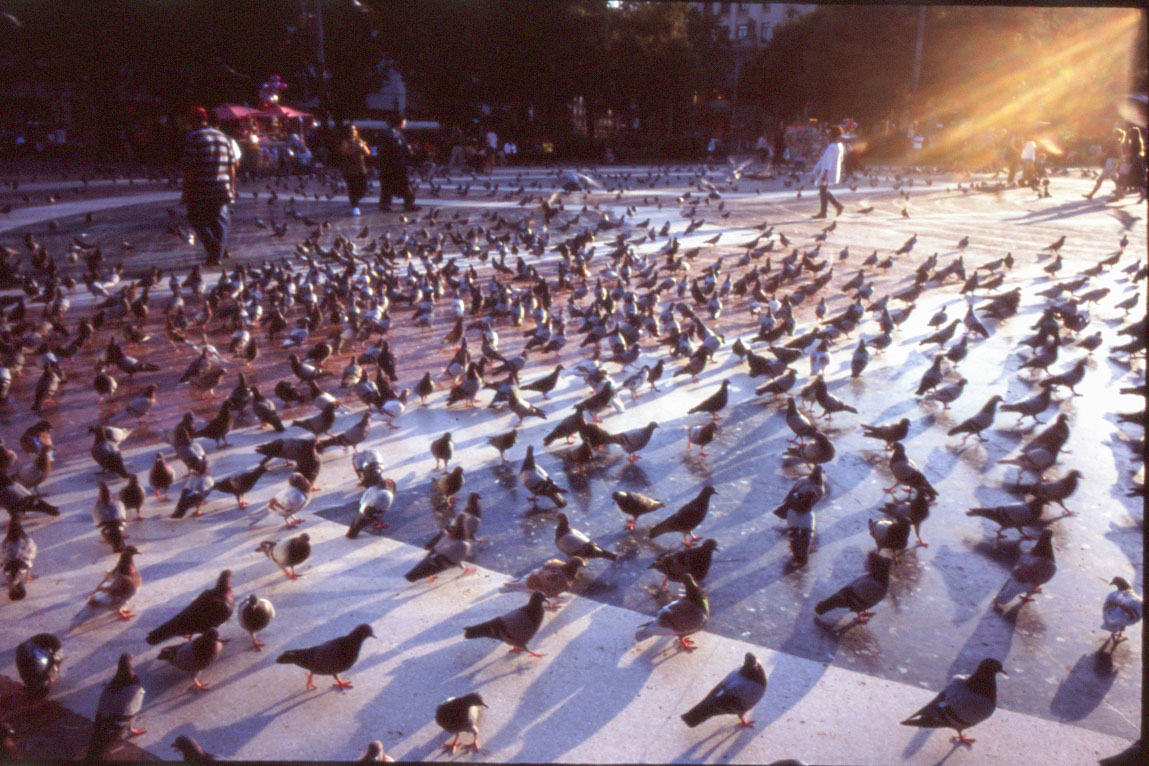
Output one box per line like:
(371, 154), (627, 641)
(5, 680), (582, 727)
(378, 166), (414, 209)
(818, 185), (842, 215)
(186, 200), (230, 263)
(345, 174), (367, 206)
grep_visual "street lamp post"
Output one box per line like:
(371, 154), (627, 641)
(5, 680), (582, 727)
(730, 39), (747, 153)
(314, 0), (330, 121)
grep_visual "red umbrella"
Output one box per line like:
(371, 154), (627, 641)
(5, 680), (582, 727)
(256, 104), (311, 119)
(213, 104), (257, 121)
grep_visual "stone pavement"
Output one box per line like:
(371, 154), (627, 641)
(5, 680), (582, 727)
(0, 163), (1142, 763)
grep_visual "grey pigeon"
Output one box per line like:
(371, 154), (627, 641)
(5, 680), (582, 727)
(463, 590), (548, 657)
(814, 551), (892, 624)
(435, 692), (487, 754)
(1100, 576), (1142, 650)
(275, 623), (375, 691)
(85, 653), (146, 760)
(994, 529), (1056, 608)
(900, 658), (1006, 745)
(681, 652), (767, 728)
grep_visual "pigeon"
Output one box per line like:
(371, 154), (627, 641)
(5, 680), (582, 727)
(157, 628), (224, 692)
(430, 432), (454, 471)
(238, 594), (276, 651)
(71, 546), (142, 627)
(923, 377), (967, 409)
(171, 735), (217, 762)
(784, 397), (817, 442)
(347, 476), (397, 539)
(487, 429), (518, 461)
(814, 551), (892, 624)
(612, 490), (666, 531)
(610, 421), (659, 461)
(861, 417), (910, 451)
(649, 538), (718, 590)
(994, 529), (1056, 608)
(686, 420), (718, 456)
(879, 489), (933, 547)
(868, 515), (911, 559)
(276, 623), (375, 691)
(358, 740), (394, 763)
(146, 569), (234, 645)
(3, 514), (35, 600)
(681, 652), (768, 728)
(555, 512), (617, 560)
(172, 469), (215, 519)
(257, 533), (311, 579)
(214, 463), (269, 508)
(92, 479), (127, 551)
(650, 485), (718, 546)
(85, 653), (146, 760)
(260, 472), (312, 528)
(783, 428), (835, 466)
(966, 498), (1048, 539)
(316, 411), (371, 452)
(435, 693), (487, 754)
(519, 445), (568, 508)
(16, 632), (63, 698)
(405, 515), (473, 581)
(1004, 469), (1081, 514)
(501, 557), (585, 610)
(118, 474), (146, 520)
(634, 573), (709, 651)
(463, 590), (548, 657)
(521, 364), (564, 398)
(688, 380), (730, 420)
(900, 658), (1007, 745)
(887, 443), (938, 498)
(1100, 576), (1141, 649)
(434, 465), (466, 505)
(947, 396), (1003, 444)
(1000, 386), (1053, 425)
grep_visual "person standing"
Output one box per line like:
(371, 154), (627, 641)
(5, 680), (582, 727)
(1020, 137), (1038, 187)
(181, 106), (238, 267)
(376, 115), (417, 212)
(339, 124), (371, 216)
(810, 125), (845, 219)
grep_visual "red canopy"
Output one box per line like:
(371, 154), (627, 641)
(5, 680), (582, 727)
(213, 104), (257, 121)
(256, 104), (312, 120)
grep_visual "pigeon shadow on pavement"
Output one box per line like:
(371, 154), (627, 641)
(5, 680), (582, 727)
(671, 719), (758, 764)
(1048, 650), (1119, 723)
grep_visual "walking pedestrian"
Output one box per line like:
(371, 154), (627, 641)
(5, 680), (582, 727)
(810, 125), (845, 219)
(339, 124), (371, 216)
(1083, 129), (1124, 200)
(375, 115), (417, 212)
(181, 106), (238, 267)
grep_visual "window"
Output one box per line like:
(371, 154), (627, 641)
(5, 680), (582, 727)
(736, 22), (750, 39)
(760, 23), (771, 42)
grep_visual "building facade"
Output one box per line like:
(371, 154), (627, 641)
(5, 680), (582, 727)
(695, 2), (816, 49)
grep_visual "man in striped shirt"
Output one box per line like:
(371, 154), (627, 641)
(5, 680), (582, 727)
(182, 106), (238, 267)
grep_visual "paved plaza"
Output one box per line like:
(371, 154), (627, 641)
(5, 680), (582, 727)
(0, 162), (1143, 763)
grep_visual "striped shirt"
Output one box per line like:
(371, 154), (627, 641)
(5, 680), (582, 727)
(182, 127), (238, 203)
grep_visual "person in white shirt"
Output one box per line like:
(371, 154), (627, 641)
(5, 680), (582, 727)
(1020, 138), (1038, 187)
(810, 125), (845, 218)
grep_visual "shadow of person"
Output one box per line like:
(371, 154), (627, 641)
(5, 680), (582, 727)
(1048, 650), (1119, 722)
(477, 604), (659, 762)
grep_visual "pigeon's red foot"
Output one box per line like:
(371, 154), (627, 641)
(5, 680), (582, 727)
(117, 608), (136, 620)
(333, 675), (353, 690)
(676, 636), (698, 652)
(305, 673), (317, 690)
(250, 636), (264, 651)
